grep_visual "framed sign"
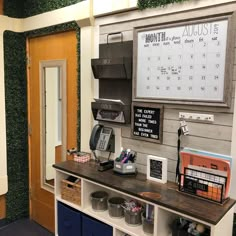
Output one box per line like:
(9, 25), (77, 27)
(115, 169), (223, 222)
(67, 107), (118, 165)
(133, 15), (235, 107)
(131, 102), (163, 143)
(147, 155), (167, 184)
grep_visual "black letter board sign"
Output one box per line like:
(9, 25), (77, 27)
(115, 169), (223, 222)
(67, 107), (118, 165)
(131, 102), (163, 143)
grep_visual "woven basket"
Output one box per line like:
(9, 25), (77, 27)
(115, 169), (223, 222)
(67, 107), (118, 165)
(61, 179), (81, 205)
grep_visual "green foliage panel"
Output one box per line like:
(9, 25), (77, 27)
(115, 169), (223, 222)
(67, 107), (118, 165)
(4, 31), (29, 222)
(3, 22), (80, 222)
(234, 214), (236, 236)
(137, 0), (189, 10)
(4, 0), (84, 18)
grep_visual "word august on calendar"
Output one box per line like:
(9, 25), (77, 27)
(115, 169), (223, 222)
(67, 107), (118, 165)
(135, 19), (228, 102)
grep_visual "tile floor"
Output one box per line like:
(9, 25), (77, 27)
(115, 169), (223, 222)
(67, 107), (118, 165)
(0, 218), (53, 236)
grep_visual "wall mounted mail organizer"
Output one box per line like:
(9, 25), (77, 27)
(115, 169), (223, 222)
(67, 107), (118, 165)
(133, 14), (235, 107)
(91, 33), (133, 124)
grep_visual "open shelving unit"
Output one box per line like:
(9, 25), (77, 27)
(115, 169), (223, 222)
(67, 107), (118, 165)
(54, 160), (236, 236)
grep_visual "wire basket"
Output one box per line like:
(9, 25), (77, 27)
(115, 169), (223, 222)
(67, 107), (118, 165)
(179, 168), (227, 204)
(61, 178), (81, 205)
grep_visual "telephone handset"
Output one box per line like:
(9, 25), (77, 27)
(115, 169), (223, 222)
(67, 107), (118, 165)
(89, 124), (113, 151)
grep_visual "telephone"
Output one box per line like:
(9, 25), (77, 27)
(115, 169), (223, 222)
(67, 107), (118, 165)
(89, 124), (113, 151)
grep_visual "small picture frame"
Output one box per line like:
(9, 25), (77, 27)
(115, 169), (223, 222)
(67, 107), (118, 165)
(147, 155), (167, 184)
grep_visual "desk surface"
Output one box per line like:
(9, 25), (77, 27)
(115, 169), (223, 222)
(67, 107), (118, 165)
(53, 160), (236, 225)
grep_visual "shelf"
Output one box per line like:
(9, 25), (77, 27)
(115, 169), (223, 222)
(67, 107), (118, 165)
(84, 205), (148, 236)
(115, 229), (131, 236)
(56, 196), (82, 212)
(53, 160), (236, 225)
(54, 161), (236, 236)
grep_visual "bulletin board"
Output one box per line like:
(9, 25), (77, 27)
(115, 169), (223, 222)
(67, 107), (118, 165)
(133, 15), (235, 107)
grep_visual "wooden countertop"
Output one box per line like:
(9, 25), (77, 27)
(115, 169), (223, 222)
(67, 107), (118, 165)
(53, 160), (236, 225)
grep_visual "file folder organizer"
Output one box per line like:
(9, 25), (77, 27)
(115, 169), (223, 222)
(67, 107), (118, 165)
(179, 167), (227, 204)
(180, 148), (231, 198)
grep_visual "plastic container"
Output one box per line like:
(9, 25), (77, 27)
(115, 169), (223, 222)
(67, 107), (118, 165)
(113, 161), (136, 174)
(108, 197), (125, 218)
(90, 191), (109, 211)
(142, 212), (154, 235)
(124, 209), (142, 226)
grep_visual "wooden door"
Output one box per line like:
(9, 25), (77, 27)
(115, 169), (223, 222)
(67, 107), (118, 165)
(0, 0), (3, 15)
(28, 31), (78, 232)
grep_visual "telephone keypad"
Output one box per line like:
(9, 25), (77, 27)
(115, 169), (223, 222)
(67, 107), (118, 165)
(96, 127), (113, 151)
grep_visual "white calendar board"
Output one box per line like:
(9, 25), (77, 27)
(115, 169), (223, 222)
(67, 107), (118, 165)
(134, 18), (232, 105)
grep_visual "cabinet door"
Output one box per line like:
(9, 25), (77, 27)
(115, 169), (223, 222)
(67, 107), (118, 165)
(58, 202), (82, 236)
(82, 214), (113, 236)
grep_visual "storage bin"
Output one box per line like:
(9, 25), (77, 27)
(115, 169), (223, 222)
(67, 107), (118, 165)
(142, 212), (154, 235)
(61, 178), (81, 205)
(113, 161), (136, 174)
(90, 191), (109, 211)
(82, 214), (113, 236)
(108, 197), (125, 218)
(57, 202), (82, 236)
(124, 209), (142, 226)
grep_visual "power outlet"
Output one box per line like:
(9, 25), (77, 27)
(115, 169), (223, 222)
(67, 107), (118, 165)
(179, 112), (214, 122)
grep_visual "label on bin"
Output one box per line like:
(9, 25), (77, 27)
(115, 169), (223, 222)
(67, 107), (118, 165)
(126, 165), (133, 170)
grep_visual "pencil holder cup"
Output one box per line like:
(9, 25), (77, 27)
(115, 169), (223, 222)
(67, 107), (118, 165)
(108, 197), (125, 218)
(113, 161), (136, 174)
(124, 209), (142, 226)
(142, 212), (154, 235)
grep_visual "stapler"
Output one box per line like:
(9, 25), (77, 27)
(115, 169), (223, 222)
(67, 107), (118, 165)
(98, 160), (114, 172)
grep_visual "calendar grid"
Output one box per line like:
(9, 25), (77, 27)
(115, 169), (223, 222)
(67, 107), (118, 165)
(135, 19), (229, 103)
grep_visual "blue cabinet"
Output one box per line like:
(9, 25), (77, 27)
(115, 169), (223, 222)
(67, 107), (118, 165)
(58, 202), (112, 236)
(58, 202), (82, 236)
(82, 214), (113, 236)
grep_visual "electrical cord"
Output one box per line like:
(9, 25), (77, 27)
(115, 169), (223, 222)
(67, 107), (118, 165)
(107, 151), (112, 161)
(92, 150), (99, 162)
(176, 127), (182, 183)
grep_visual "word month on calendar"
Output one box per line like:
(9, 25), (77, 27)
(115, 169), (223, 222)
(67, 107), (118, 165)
(136, 20), (228, 102)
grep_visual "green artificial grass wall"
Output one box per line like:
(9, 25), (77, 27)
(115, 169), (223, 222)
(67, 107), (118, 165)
(4, 31), (28, 222)
(4, 0), (84, 18)
(137, 0), (189, 10)
(234, 216), (236, 236)
(3, 21), (80, 223)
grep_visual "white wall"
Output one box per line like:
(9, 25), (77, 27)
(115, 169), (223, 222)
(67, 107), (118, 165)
(92, 0), (236, 201)
(0, 30), (7, 195)
(231, 82), (236, 197)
